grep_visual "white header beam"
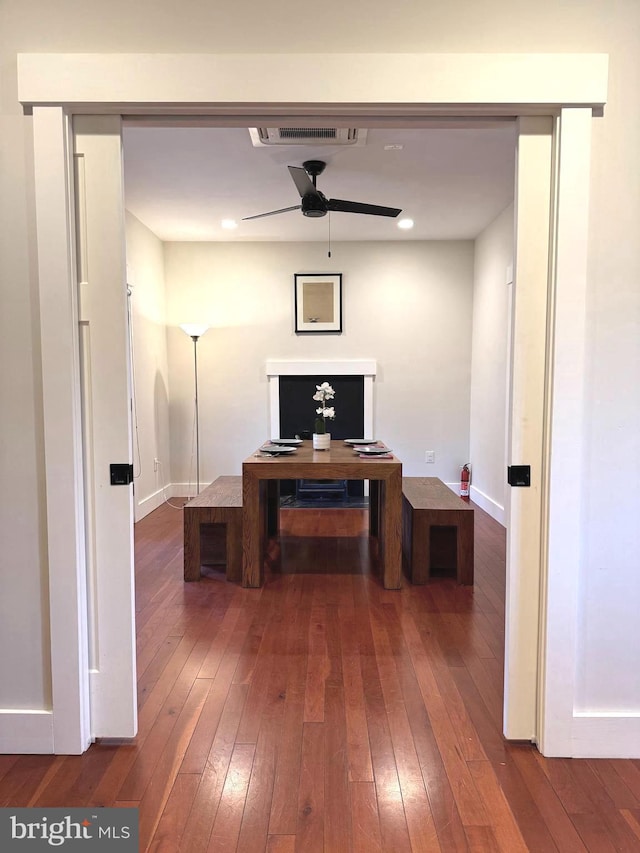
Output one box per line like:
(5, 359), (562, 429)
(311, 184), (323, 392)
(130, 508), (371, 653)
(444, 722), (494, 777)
(18, 53), (608, 113)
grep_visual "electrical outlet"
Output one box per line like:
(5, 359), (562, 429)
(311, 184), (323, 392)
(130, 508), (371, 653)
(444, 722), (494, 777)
(153, 458), (160, 472)
(425, 450), (435, 464)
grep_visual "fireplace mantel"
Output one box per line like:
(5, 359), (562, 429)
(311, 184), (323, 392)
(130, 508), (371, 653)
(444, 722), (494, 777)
(266, 359), (377, 439)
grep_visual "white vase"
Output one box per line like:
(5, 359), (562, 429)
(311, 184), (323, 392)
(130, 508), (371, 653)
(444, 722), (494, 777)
(313, 432), (331, 451)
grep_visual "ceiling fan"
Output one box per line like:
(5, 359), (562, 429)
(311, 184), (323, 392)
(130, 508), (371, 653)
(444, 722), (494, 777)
(242, 159), (402, 221)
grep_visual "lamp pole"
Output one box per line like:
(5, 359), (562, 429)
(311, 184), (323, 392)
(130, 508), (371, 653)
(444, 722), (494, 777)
(192, 334), (201, 494)
(180, 324), (209, 495)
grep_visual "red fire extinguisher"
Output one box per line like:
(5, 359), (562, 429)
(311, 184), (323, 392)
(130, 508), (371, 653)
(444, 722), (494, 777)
(460, 464), (470, 501)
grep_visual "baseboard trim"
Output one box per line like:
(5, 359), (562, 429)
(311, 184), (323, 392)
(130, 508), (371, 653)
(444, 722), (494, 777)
(571, 713), (640, 758)
(469, 484), (505, 525)
(171, 483), (200, 500)
(135, 486), (168, 521)
(0, 709), (54, 754)
(441, 481), (505, 526)
(135, 484), (197, 520)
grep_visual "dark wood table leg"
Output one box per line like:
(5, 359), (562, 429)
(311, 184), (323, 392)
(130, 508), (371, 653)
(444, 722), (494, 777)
(183, 506), (202, 581)
(369, 479), (380, 537)
(259, 479), (269, 550)
(382, 468), (402, 589)
(266, 479), (280, 537)
(242, 469), (262, 587)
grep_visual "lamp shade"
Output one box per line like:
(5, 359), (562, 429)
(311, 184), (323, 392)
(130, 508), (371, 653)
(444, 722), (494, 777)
(180, 323), (209, 339)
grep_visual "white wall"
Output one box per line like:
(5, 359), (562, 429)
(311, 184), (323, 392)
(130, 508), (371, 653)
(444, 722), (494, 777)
(469, 204), (514, 523)
(164, 240), (474, 491)
(125, 212), (171, 520)
(1, 0), (639, 748)
(0, 39), (52, 713)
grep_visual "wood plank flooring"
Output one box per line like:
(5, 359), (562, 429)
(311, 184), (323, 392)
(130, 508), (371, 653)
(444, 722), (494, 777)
(2, 500), (640, 851)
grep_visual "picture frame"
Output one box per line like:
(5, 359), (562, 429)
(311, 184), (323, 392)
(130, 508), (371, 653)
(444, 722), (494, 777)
(294, 273), (343, 334)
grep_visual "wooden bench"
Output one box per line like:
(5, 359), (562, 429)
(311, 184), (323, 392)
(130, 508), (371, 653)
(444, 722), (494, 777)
(402, 477), (474, 585)
(183, 475), (242, 582)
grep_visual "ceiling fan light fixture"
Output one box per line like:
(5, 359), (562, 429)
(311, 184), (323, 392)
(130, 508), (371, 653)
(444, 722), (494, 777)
(398, 218), (414, 230)
(221, 218), (238, 229)
(301, 193), (328, 218)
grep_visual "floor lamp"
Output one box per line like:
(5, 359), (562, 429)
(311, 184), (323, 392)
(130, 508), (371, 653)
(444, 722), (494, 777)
(180, 324), (209, 494)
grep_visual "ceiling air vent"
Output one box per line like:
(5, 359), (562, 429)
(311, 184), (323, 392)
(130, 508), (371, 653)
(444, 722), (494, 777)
(248, 127), (367, 147)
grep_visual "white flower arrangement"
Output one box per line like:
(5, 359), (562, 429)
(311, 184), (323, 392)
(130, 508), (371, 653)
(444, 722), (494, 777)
(313, 381), (336, 434)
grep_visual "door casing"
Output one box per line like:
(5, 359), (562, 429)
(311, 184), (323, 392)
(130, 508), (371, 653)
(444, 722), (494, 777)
(19, 52), (606, 755)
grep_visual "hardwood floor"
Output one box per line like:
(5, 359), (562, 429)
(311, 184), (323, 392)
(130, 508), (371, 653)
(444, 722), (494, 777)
(2, 501), (640, 851)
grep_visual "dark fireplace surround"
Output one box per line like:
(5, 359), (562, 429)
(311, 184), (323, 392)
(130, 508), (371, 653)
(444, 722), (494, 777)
(279, 375), (364, 440)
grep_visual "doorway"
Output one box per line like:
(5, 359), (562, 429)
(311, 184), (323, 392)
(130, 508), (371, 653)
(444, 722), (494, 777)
(21, 52), (602, 756)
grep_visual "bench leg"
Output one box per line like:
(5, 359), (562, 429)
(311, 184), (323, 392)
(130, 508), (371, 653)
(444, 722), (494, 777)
(411, 517), (431, 585)
(226, 514), (243, 583)
(457, 516), (474, 585)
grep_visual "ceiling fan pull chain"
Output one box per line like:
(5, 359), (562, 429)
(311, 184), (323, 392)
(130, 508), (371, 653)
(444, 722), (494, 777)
(328, 212), (332, 258)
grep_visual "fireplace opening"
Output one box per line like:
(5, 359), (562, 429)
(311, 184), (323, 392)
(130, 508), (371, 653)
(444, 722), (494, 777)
(278, 375), (364, 439)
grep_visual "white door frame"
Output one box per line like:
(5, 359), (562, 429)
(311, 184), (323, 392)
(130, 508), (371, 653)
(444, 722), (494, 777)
(18, 53), (607, 755)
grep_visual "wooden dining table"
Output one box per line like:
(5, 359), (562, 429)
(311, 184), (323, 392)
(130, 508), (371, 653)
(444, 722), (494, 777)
(242, 440), (403, 589)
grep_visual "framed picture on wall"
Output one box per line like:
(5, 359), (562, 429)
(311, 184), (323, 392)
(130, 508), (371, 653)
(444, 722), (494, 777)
(294, 273), (342, 334)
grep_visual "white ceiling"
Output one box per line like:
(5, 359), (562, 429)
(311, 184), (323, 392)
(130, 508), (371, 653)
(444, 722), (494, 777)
(122, 123), (516, 243)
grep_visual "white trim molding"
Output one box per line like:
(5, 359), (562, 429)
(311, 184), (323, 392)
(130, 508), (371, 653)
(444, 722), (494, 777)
(537, 108), (594, 757)
(266, 359), (376, 439)
(443, 482), (506, 527)
(17, 53), (608, 113)
(0, 710), (54, 754)
(32, 107), (92, 756)
(571, 714), (640, 759)
(266, 359), (377, 377)
(135, 487), (169, 522)
(469, 485), (506, 526)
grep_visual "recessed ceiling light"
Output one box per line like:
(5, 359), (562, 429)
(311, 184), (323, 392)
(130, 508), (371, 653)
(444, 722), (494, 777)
(221, 219), (238, 229)
(397, 218), (414, 230)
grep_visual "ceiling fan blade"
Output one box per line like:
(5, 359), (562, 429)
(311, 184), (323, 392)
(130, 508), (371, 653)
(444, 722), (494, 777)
(327, 198), (402, 218)
(288, 166), (320, 199)
(242, 204), (302, 221)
